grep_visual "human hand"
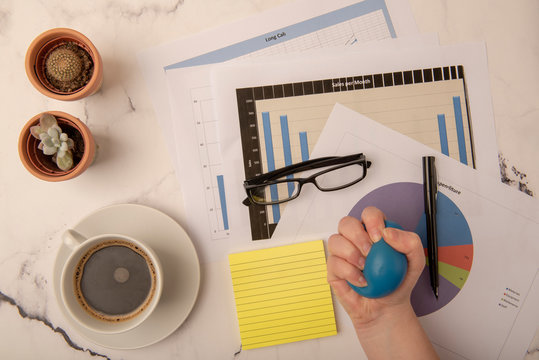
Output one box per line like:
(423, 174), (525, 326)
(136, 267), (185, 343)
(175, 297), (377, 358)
(327, 206), (425, 328)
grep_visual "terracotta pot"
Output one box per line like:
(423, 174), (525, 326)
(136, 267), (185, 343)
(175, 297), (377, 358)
(25, 28), (103, 101)
(18, 111), (96, 182)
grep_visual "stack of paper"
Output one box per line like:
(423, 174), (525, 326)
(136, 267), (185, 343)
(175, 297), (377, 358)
(271, 104), (539, 360)
(138, 0), (538, 358)
(210, 40), (500, 243)
(138, 0), (424, 261)
(229, 240), (336, 349)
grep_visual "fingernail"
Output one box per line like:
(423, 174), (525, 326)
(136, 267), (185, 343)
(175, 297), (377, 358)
(382, 227), (394, 241)
(362, 242), (371, 256)
(357, 274), (367, 287)
(371, 228), (382, 243)
(358, 256), (365, 270)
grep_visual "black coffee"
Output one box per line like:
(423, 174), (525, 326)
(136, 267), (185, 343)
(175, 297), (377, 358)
(73, 239), (157, 322)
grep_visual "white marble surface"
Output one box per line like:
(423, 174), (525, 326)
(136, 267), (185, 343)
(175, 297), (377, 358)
(0, 0), (537, 359)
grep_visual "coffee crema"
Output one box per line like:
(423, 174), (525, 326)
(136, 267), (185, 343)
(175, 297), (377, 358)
(73, 239), (157, 322)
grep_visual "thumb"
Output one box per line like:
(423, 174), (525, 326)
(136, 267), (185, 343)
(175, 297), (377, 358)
(382, 227), (425, 286)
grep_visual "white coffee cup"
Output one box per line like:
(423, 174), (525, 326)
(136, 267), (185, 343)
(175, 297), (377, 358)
(60, 230), (163, 334)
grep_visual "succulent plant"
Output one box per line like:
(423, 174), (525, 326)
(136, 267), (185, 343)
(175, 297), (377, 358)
(30, 113), (75, 171)
(45, 46), (83, 82)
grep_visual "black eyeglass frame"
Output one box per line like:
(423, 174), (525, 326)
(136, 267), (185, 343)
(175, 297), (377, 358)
(242, 153), (371, 206)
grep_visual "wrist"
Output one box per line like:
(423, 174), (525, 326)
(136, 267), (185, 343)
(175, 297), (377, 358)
(353, 301), (414, 340)
(354, 302), (419, 356)
(352, 302), (438, 360)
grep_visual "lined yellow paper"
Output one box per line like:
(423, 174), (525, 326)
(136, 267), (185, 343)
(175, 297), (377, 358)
(229, 240), (337, 349)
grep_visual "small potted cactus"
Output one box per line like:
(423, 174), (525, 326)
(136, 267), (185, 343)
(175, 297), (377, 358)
(18, 111), (96, 181)
(25, 28), (103, 101)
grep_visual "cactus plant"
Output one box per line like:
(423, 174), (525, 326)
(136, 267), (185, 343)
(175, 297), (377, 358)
(30, 113), (75, 171)
(26, 28), (103, 100)
(45, 47), (83, 82)
(44, 42), (93, 93)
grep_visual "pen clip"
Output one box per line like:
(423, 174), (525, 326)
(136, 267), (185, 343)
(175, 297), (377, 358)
(430, 157), (437, 196)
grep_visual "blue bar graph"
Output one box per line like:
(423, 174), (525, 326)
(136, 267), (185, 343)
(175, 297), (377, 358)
(437, 114), (449, 156)
(280, 115), (295, 197)
(260, 112), (315, 225)
(453, 96), (467, 165)
(262, 112), (280, 223)
(299, 132), (309, 161)
(216, 175), (229, 230)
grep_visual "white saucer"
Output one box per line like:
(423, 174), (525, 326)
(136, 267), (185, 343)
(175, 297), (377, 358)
(52, 203), (200, 349)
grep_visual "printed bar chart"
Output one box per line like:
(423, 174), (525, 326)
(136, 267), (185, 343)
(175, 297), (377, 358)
(236, 65), (475, 240)
(259, 110), (321, 226)
(436, 95), (468, 163)
(173, 0), (399, 244)
(261, 112), (316, 223)
(192, 87), (231, 239)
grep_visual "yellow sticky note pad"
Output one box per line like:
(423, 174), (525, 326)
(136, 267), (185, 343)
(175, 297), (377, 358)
(229, 240), (337, 350)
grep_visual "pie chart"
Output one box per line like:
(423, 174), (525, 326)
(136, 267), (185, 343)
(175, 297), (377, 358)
(348, 182), (473, 317)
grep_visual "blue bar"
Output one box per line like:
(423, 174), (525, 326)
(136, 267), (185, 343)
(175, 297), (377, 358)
(262, 112), (281, 223)
(280, 115), (295, 197)
(262, 112), (276, 172)
(437, 114), (449, 156)
(165, 0), (395, 70)
(280, 116), (293, 166)
(216, 175), (229, 230)
(452, 96), (468, 165)
(299, 132), (309, 161)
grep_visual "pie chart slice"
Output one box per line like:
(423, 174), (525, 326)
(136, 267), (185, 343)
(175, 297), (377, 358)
(348, 182), (473, 317)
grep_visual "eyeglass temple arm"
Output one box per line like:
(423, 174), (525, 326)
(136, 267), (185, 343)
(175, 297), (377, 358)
(245, 153), (366, 184)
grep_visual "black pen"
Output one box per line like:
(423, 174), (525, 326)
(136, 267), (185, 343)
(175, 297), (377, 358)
(423, 156), (439, 299)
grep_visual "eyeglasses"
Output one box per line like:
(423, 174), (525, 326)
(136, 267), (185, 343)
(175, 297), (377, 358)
(242, 153), (371, 206)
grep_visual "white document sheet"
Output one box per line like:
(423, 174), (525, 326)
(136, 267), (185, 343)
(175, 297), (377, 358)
(142, 0), (419, 262)
(166, 36), (440, 262)
(273, 104), (539, 360)
(138, 0), (418, 161)
(212, 41), (500, 245)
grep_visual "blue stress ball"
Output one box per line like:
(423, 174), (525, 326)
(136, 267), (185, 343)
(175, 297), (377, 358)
(348, 220), (408, 298)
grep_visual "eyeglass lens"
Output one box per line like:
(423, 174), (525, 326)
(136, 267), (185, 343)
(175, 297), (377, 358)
(248, 180), (301, 205)
(314, 162), (366, 190)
